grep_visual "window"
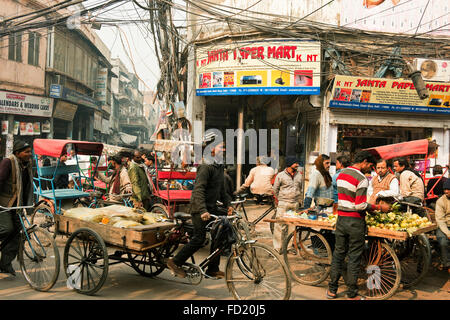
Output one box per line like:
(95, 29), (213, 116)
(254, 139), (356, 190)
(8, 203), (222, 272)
(28, 32), (40, 66)
(8, 32), (22, 62)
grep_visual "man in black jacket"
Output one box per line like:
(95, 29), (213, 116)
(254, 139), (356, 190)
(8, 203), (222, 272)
(167, 141), (233, 278)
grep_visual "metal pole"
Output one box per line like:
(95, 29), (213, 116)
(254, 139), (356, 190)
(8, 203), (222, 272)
(236, 103), (244, 191)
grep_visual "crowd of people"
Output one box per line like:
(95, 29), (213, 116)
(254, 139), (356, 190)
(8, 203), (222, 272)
(236, 150), (449, 299)
(0, 138), (448, 298)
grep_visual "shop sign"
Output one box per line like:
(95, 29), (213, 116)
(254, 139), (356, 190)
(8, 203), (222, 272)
(195, 39), (321, 96)
(50, 84), (99, 110)
(95, 68), (108, 103)
(101, 118), (110, 134)
(94, 111), (102, 131)
(53, 100), (78, 121)
(330, 75), (450, 115)
(0, 90), (53, 117)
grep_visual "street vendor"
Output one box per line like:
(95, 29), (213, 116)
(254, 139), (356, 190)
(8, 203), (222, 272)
(367, 159), (399, 204)
(326, 150), (390, 300)
(393, 157), (425, 205)
(435, 179), (450, 272)
(96, 155), (132, 202)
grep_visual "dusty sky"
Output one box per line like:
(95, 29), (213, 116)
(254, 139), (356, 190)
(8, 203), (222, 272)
(85, 0), (186, 93)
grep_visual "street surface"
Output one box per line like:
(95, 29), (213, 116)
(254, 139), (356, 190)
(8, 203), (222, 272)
(0, 203), (449, 300)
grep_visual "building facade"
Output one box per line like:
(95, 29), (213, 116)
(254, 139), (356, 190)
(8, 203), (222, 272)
(184, 0), (450, 191)
(111, 58), (148, 147)
(0, 0), (114, 157)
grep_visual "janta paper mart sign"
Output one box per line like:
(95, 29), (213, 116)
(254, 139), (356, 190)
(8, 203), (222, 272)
(0, 91), (53, 117)
(195, 39), (321, 96)
(330, 75), (450, 114)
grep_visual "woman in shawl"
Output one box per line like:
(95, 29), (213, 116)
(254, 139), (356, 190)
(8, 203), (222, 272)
(303, 154), (333, 209)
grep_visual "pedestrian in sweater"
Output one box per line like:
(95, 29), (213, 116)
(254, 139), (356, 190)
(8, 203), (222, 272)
(326, 150), (390, 300)
(272, 156), (303, 253)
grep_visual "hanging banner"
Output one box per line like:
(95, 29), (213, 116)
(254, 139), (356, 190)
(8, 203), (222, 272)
(196, 39), (321, 96)
(0, 90), (53, 117)
(330, 75), (450, 114)
(95, 68), (108, 103)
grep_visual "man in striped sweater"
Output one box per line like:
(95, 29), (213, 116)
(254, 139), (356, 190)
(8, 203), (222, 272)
(326, 151), (390, 300)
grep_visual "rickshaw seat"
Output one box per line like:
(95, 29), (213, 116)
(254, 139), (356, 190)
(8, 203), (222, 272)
(156, 189), (192, 201)
(38, 164), (80, 177)
(157, 171), (196, 180)
(39, 189), (91, 200)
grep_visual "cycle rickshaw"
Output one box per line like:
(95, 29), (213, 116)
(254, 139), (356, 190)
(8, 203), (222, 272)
(148, 139), (198, 219)
(31, 139), (104, 235)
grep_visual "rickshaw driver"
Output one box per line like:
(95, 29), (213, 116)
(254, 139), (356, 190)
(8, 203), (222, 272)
(167, 141), (233, 279)
(0, 140), (33, 276)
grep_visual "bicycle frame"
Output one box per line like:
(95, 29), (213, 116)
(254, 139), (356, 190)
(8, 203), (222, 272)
(235, 198), (276, 226)
(0, 206), (43, 260)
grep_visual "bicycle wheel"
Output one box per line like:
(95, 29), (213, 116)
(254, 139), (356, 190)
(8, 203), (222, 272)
(282, 228), (332, 285)
(391, 235), (430, 288)
(150, 203), (170, 219)
(226, 242), (291, 300)
(31, 202), (56, 237)
(63, 228), (109, 295)
(19, 227), (60, 292)
(359, 241), (401, 300)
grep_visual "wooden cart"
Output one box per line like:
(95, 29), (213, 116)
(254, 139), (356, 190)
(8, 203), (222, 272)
(266, 216), (437, 300)
(56, 214), (176, 295)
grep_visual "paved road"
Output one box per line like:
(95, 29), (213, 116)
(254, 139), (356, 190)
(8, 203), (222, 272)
(0, 203), (448, 300)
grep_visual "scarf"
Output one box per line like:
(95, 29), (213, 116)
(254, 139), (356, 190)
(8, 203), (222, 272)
(9, 155), (32, 206)
(314, 155), (332, 188)
(111, 166), (121, 194)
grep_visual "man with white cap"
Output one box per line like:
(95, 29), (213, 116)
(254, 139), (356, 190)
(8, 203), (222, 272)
(0, 140), (33, 276)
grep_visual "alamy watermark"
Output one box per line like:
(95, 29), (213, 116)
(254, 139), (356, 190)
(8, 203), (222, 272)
(169, 121), (280, 168)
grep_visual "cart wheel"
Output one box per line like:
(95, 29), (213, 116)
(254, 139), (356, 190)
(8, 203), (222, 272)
(150, 203), (170, 219)
(19, 226), (60, 292)
(127, 245), (174, 277)
(31, 202), (56, 238)
(359, 240), (401, 300)
(63, 228), (109, 295)
(282, 228), (332, 285)
(391, 235), (430, 288)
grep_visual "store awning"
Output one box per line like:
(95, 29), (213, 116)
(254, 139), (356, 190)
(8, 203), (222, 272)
(119, 132), (137, 145)
(365, 139), (430, 160)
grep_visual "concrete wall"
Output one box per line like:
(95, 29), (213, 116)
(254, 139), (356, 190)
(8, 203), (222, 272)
(0, 0), (48, 95)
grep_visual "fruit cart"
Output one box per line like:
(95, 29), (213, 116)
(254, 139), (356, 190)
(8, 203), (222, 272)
(266, 212), (437, 300)
(55, 206), (175, 295)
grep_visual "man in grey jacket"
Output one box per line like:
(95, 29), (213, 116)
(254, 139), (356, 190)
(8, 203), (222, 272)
(272, 156), (303, 253)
